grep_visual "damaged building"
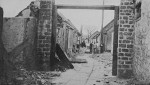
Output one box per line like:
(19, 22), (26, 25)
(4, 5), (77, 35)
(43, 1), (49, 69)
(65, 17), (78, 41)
(1, 0), (150, 84)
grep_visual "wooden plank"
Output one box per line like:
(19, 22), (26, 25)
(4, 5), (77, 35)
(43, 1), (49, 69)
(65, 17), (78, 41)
(57, 4), (115, 10)
(112, 6), (119, 76)
(56, 43), (74, 69)
(70, 58), (87, 63)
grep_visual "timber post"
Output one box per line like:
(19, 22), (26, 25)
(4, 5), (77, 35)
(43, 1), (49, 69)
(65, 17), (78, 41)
(0, 6), (4, 78)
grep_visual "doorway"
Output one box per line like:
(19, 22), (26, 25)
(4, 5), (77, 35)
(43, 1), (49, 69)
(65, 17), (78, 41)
(52, 3), (119, 76)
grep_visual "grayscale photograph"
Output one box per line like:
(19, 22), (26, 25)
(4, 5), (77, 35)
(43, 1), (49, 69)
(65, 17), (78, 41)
(0, 0), (148, 85)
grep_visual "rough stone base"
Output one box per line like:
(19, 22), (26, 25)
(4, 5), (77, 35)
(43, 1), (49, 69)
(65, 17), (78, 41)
(117, 69), (133, 79)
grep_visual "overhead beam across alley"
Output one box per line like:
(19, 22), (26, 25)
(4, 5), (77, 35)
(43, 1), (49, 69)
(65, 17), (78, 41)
(56, 4), (116, 10)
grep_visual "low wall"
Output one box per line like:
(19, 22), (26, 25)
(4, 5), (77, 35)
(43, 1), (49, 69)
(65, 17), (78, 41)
(2, 17), (37, 70)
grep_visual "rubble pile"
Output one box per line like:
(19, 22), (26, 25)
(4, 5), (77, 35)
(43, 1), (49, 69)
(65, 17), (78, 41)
(14, 69), (60, 85)
(91, 53), (133, 85)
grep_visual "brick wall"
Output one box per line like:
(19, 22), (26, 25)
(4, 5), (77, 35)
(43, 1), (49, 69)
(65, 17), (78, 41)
(36, 0), (53, 70)
(118, 0), (135, 78)
(133, 0), (150, 83)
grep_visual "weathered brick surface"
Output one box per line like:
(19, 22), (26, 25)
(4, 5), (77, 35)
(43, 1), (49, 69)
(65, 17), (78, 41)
(118, 0), (135, 78)
(36, 0), (52, 70)
(133, 0), (150, 83)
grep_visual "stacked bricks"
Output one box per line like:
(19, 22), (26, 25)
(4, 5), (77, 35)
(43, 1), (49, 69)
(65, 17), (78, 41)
(118, 0), (135, 78)
(36, 0), (52, 70)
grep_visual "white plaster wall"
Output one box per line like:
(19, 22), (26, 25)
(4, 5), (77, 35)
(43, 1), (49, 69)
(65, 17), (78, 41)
(134, 0), (150, 82)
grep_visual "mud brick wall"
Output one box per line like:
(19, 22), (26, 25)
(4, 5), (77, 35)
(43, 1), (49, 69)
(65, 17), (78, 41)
(106, 27), (114, 52)
(2, 18), (37, 70)
(36, 0), (53, 70)
(118, 0), (135, 78)
(56, 15), (66, 51)
(133, 0), (150, 83)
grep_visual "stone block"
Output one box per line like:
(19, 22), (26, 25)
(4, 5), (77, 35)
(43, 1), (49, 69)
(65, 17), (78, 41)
(122, 49), (129, 52)
(120, 6), (126, 9)
(119, 61), (124, 64)
(124, 2), (130, 5)
(119, 44), (126, 48)
(122, 65), (130, 68)
(121, 57), (128, 60)
(120, 28), (125, 31)
(123, 25), (130, 27)
(127, 44), (133, 48)
(123, 40), (130, 43)
(125, 53), (131, 57)
(119, 53), (124, 56)
(119, 40), (122, 43)
(125, 61), (132, 64)
(39, 35), (46, 39)
(40, 1), (51, 9)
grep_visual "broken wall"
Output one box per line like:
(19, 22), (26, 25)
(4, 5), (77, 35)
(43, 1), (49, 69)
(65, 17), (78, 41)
(133, 0), (150, 83)
(2, 17), (37, 70)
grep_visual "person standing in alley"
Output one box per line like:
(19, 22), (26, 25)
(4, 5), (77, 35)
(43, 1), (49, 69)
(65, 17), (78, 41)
(90, 43), (93, 53)
(82, 41), (86, 47)
(100, 43), (104, 53)
(76, 42), (80, 53)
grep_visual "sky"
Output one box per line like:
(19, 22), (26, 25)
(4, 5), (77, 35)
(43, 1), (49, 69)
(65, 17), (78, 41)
(0, 0), (120, 35)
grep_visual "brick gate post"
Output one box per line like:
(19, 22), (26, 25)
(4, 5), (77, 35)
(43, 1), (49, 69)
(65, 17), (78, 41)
(117, 0), (135, 78)
(36, 0), (53, 71)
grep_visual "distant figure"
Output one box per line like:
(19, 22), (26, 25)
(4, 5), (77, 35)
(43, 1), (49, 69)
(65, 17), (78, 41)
(93, 42), (97, 53)
(72, 45), (76, 53)
(90, 43), (93, 53)
(81, 41), (86, 47)
(100, 43), (104, 53)
(76, 44), (80, 53)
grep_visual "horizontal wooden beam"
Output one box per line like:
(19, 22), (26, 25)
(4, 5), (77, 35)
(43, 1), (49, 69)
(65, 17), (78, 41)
(56, 4), (115, 10)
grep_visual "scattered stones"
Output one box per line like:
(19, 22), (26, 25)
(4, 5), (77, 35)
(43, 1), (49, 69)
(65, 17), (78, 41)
(14, 69), (61, 85)
(105, 81), (109, 83)
(96, 80), (101, 82)
(104, 74), (108, 76)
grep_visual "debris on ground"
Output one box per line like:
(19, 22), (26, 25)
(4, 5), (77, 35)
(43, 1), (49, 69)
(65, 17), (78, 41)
(51, 53), (134, 85)
(15, 69), (61, 85)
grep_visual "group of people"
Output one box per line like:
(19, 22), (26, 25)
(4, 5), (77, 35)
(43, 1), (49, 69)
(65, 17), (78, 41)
(90, 42), (103, 54)
(90, 43), (97, 53)
(72, 41), (86, 54)
(72, 41), (103, 54)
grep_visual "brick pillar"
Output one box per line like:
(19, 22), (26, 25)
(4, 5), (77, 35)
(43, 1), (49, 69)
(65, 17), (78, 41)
(117, 0), (135, 78)
(36, 0), (53, 70)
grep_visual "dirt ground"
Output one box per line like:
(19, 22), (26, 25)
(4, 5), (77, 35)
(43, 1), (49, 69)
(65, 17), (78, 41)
(51, 53), (133, 85)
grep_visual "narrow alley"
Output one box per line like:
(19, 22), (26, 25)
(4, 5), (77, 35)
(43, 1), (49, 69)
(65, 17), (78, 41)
(2, 0), (150, 85)
(51, 52), (131, 85)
